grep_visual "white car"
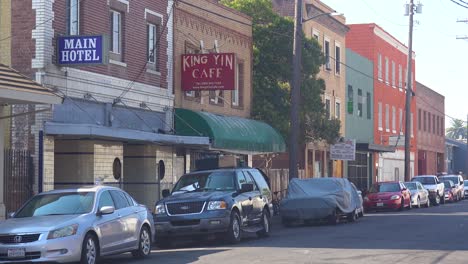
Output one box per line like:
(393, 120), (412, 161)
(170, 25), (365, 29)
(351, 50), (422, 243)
(0, 186), (154, 264)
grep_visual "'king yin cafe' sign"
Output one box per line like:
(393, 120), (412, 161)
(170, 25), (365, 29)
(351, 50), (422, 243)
(56, 35), (108, 66)
(181, 53), (236, 91)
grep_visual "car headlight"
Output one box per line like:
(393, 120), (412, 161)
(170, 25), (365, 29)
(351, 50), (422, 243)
(47, 224), (78, 240)
(207, 201), (227, 210)
(363, 197), (369, 201)
(390, 195), (400, 200)
(155, 204), (166, 215)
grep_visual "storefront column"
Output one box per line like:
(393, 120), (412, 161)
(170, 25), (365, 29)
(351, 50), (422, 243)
(0, 106), (5, 219)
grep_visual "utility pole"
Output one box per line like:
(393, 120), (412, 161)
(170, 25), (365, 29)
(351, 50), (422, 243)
(289, 0), (303, 179)
(404, 0), (415, 182)
(403, 0), (422, 181)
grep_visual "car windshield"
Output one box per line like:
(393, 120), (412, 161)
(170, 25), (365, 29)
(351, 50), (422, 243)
(15, 192), (95, 218)
(443, 181), (453, 188)
(441, 177), (458, 184)
(413, 177), (436, 185)
(172, 171), (236, 193)
(405, 182), (417, 190)
(369, 183), (400, 193)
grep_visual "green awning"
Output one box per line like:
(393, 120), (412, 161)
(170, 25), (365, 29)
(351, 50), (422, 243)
(175, 108), (286, 154)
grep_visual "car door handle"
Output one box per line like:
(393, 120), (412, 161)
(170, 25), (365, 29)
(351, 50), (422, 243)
(249, 197), (252, 201)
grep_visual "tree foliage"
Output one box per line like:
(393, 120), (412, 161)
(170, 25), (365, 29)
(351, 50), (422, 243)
(446, 119), (467, 140)
(221, 0), (340, 145)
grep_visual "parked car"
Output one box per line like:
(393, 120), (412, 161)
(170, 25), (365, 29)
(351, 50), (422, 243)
(411, 175), (445, 205)
(350, 182), (365, 218)
(0, 186), (154, 264)
(439, 174), (465, 200)
(153, 168), (272, 248)
(442, 180), (457, 202)
(404, 181), (430, 208)
(363, 181), (412, 211)
(280, 178), (363, 226)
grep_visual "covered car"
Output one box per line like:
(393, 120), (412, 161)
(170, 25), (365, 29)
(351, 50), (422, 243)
(280, 178), (362, 226)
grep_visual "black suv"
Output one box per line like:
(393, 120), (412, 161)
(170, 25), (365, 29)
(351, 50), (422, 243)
(153, 168), (273, 247)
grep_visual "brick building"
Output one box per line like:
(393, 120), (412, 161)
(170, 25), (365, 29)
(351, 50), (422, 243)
(171, 0), (285, 173)
(347, 23), (417, 182)
(272, 0), (348, 178)
(416, 82), (445, 175)
(6, 0), (210, 209)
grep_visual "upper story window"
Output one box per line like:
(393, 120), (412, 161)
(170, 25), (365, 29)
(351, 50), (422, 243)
(391, 61), (396, 87)
(147, 24), (157, 64)
(385, 104), (390, 132)
(418, 109), (422, 131)
(357, 89), (363, 117)
(68, 0), (80, 35)
(347, 85), (353, 114)
(232, 62), (244, 108)
(324, 38), (331, 71)
(378, 102), (382, 130)
(110, 10), (122, 55)
(377, 53), (382, 81)
(335, 43), (341, 75)
(335, 101), (341, 119)
(366, 92), (371, 119)
(385, 57), (389, 85)
(325, 98), (331, 119)
(398, 64), (403, 89)
(312, 29), (320, 41)
(423, 111), (427, 131)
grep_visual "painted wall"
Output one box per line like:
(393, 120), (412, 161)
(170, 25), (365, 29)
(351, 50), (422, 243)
(345, 48), (374, 143)
(0, 0), (11, 66)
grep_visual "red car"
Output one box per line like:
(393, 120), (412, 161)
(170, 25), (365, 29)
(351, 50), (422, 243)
(364, 181), (412, 211)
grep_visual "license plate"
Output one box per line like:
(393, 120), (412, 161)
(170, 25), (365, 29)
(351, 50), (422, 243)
(8, 248), (25, 258)
(376, 202), (384, 207)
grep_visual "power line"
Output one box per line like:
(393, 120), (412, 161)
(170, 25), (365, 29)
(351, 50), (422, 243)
(0, 0), (84, 43)
(449, 0), (468, 9)
(115, 0), (177, 102)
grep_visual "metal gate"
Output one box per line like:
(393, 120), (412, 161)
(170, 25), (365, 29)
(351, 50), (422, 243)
(4, 149), (34, 215)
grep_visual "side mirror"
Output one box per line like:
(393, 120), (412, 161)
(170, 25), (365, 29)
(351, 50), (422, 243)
(98, 206), (115, 216)
(452, 186), (457, 189)
(162, 189), (171, 198)
(357, 191), (362, 196)
(7, 212), (15, 219)
(240, 183), (254, 193)
(402, 188), (407, 191)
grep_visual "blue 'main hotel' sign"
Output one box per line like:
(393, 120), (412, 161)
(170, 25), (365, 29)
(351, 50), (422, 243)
(57, 35), (108, 65)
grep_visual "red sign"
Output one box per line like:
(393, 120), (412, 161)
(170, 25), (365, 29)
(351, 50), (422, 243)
(181, 53), (236, 91)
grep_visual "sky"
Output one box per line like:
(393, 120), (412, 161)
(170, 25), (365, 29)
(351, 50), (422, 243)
(321, 0), (468, 128)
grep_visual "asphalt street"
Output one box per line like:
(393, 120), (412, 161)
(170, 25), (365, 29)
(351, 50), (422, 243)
(101, 200), (468, 264)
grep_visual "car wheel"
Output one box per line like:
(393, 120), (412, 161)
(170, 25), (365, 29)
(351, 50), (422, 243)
(327, 209), (339, 225)
(257, 209), (271, 238)
(347, 210), (357, 222)
(80, 233), (99, 264)
(358, 208), (364, 217)
(225, 211), (241, 244)
(132, 226), (151, 258)
(408, 198), (412, 209)
(399, 198), (404, 211)
(434, 194), (441, 206)
(417, 197), (421, 208)
(426, 197), (430, 207)
(440, 193), (446, 204)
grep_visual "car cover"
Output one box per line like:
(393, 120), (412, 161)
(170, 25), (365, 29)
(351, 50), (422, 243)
(280, 177), (361, 220)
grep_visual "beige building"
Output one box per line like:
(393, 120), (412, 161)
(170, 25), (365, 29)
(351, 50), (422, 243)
(273, 0), (348, 178)
(173, 0), (285, 171)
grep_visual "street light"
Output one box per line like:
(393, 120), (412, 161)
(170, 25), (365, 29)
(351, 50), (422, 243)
(289, 0), (342, 180)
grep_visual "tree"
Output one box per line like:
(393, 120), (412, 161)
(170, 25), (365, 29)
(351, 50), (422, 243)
(221, 0), (340, 145)
(446, 119), (467, 140)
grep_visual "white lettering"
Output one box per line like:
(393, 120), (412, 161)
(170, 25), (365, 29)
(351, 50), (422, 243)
(183, 56), (191, 72)
(61, 51), (69, 62)
(225, 54), (233, 70)
(75, 39), (83, 49)
(92, 50), (100, 61)
(85, 50), (92, 61)
(69, 50), (77, 61)
(192, 69), (199, 79)
(64, 39), (74, 50)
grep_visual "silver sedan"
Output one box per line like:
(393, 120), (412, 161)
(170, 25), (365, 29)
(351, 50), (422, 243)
(0, 186), (154, 264)
(404, 181), (430, 208)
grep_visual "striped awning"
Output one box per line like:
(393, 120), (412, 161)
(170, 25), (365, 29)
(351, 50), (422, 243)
(0, 64), (62, 104)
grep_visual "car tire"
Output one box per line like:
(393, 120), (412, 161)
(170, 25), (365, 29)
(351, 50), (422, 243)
(434, 194), (441, 206)
(417, 197), (421, 208)
(132, 226), (151, 258)
(399, 198), (405, 211)
(80, 233), (99, 264)
(440, 193), (446, 204)
(408, 199), (412, 209)
(225, 211), (241, 244)
(426, 197), (430, 208)
(257, 209), (271, 238)
(327, 209), (339, 225)
(347, 210), (357, 222)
